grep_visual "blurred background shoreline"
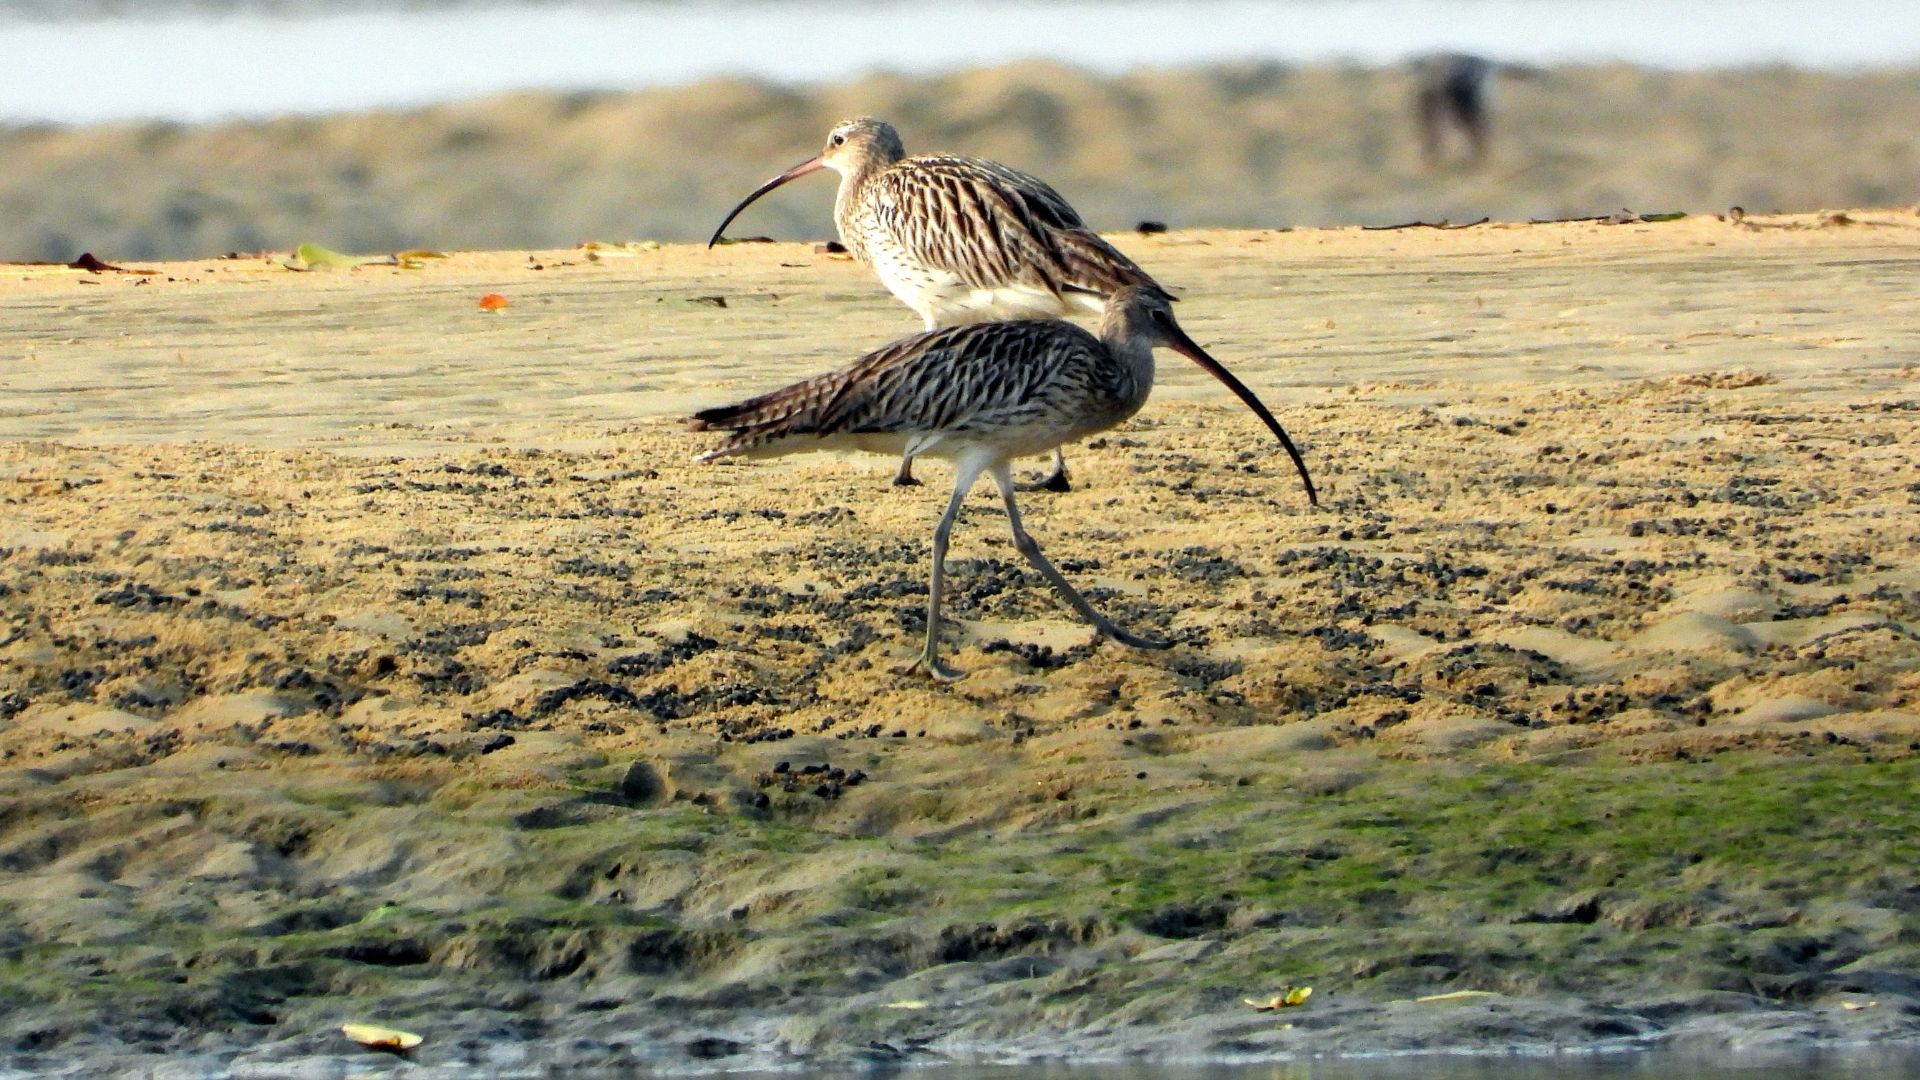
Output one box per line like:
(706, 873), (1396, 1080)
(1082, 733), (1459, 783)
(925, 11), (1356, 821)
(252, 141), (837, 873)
(1, 2), (1914, 261)
(3, 1), (1918, 124)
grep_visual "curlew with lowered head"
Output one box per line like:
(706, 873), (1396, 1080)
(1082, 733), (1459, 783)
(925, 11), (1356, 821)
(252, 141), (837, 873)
(689, 286), (1317, 680)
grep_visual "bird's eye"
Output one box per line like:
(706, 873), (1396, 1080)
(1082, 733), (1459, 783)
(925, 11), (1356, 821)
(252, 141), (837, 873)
(831, 134), (846, 146)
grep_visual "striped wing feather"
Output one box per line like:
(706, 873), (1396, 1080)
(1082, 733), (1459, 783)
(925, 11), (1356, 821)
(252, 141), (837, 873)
(691, 321), (1103, 459)
(872, 156), (1167, 301)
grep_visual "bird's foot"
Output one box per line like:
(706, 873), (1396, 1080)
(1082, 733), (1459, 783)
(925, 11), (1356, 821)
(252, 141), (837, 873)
(891, 474), (923, 488)
(1015, 472), (1072, 494)
(1100, 624), (1176, 651)
(898, 650), (965, 682)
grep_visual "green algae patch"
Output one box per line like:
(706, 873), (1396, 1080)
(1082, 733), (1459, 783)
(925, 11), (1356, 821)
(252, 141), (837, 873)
(1, 744), (1915, 1066)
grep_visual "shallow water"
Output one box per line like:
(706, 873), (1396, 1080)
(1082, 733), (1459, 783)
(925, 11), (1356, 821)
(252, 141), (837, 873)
(730, 1051), (1920, 1080)
(0, 0), (1917, 123)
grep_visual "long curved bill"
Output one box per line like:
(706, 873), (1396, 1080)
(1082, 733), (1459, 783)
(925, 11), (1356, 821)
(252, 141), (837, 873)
(706, 156), (825, 248)
(1166, 325), (1319, 506)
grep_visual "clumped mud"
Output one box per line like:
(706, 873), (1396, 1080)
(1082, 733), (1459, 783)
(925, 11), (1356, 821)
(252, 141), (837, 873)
(0, 221), (1917, 1074)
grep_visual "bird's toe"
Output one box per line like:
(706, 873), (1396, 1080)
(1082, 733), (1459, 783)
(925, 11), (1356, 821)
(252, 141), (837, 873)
(898, 651), (965, 681)
(1016, 473), (1072, 494)
(1105, 626), (1175, 651)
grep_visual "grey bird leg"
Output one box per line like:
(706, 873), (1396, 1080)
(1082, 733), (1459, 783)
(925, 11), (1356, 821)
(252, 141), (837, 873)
(1016, 448), (1072, 493)
(990, 462), (1172, 650)
(893, 311), (943, 488)
(903, 458), (988, 680)
(893, 453), (922, 487)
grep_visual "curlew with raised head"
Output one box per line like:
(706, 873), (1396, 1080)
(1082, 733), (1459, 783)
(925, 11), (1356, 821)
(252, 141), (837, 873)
(689, 287), (1317, 680)
(710, 116), (1186, 492)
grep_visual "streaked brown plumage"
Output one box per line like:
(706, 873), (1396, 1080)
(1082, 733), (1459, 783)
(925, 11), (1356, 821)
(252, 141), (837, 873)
(691, 287), (1317, 680)
(709, 116), (1174, 491)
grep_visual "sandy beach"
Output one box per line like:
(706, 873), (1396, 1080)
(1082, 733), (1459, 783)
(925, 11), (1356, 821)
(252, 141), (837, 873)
(2, 213), (1918, 1074)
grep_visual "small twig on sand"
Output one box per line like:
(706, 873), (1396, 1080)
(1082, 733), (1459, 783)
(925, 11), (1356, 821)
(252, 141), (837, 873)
(1361, 217), (1491, 231)
(1528, 210), (1686, 226)
(1731, 208), (1920, 231)
(2, 252), (155, 274)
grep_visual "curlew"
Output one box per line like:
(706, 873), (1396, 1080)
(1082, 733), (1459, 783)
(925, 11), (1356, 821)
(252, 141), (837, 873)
(709, 116), (1180, 492)
(689, 287), (1317, 680)
(1411, 53), (1540, 169)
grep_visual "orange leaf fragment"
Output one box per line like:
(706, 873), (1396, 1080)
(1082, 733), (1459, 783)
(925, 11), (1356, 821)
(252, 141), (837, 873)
(478, 293), (509, 311)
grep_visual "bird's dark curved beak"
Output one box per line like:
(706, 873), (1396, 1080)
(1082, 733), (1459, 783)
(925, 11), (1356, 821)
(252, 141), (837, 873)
(1167, 326), (1319, 506)
(706, 156), (826, 249)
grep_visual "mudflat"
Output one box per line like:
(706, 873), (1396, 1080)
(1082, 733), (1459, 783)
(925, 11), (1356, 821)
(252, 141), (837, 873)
(1, 213), (1917, 1074)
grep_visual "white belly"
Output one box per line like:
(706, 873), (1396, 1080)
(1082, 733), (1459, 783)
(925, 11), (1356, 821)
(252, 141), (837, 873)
(866, 246), (1087, 328)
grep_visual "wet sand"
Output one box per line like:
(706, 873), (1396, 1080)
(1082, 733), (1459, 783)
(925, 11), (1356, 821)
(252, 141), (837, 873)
(1, 213), (1918, 1074)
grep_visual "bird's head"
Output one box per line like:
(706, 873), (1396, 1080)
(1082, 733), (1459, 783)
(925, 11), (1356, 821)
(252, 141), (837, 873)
(1102, 286), (1181, 346)
(818, 116), (907, 174)
(1104, 286), (1320, 507)
(707, 117), (908, 248)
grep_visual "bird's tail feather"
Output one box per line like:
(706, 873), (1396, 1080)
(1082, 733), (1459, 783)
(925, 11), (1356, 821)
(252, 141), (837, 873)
(1054, 230), (1169, 301)
(688, 369), (849, 461)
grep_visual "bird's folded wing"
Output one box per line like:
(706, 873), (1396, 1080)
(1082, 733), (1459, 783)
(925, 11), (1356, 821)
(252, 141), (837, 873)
(814, 320), (1096, 436)
(873, 157), (1164, 300)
